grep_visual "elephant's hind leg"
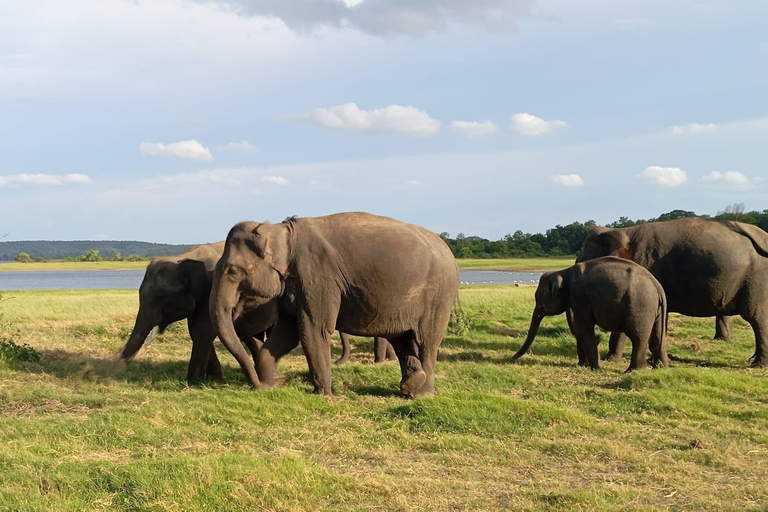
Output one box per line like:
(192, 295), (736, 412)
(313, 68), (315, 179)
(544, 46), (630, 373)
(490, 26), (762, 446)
(374, 337), (396, 363)
(714, 316), (732, 342)
(623, 325), (650, 372)
(389, 333), (427, 398)
(335, 332), (351, 365)
(604, 332), (627, 363)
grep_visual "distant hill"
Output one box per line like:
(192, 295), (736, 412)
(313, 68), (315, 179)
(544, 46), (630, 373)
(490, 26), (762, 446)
(0, 241), (193, 261)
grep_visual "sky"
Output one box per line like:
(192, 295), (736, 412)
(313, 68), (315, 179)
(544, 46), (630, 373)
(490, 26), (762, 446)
(1, 0), (766, 243)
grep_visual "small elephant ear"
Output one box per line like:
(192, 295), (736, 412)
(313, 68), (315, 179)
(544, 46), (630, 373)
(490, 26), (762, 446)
(179, 259), (210, 301)
(598, 230), (629, 257)
(548, 273), (564, 297)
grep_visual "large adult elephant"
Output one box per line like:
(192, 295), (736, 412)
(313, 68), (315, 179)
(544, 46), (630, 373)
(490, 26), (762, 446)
(578, 218), (768, 367)
(209, 212), (458, 397)
(119, 242), (278, 383)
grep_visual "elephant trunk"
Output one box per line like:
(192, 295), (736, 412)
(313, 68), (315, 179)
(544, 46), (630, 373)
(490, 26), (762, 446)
(120, 310), (158, 361)
(210, 277), (261, 388)
(511, 310), (543, 361)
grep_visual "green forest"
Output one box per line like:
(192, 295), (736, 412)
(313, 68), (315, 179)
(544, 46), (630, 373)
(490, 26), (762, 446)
(440, 207), (768, 258)
(0, 240), (191, 262)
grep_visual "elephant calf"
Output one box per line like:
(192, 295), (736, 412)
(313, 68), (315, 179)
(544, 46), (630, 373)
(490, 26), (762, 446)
(512, 256), (669, 372)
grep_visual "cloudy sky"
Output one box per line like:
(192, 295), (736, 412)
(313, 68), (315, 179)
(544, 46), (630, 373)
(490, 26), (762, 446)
(1, 0), (766, 243)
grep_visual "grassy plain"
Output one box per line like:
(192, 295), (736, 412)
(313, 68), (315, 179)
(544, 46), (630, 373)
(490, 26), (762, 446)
(458, 257), (573, 270)
(0, 286), (767, 510)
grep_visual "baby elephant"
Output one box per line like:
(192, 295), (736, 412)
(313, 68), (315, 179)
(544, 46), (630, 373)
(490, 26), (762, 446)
(512, 256), (669, 372)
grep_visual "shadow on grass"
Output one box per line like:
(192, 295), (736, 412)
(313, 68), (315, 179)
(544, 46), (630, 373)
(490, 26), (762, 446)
(31, 348), (250, 387)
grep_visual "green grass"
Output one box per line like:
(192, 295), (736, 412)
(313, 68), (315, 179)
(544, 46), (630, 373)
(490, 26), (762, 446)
(0, 261), (150, 272)
(456, 257), (573, 270)
(0, 287), (767, 510)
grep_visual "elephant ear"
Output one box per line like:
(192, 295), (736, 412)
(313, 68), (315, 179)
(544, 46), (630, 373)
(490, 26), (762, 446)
(252, 221), (292, 276)
(547, 273), (564, 298)
(179, 259), (210, 301)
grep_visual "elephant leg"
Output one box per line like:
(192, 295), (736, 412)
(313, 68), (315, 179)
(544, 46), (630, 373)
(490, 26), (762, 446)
(389, 333), (426, 398)
(297, 318), (334, 396)
(624, 326), (650, 373)
(335, 332), (351, 365)
(242, 332), (265, 367)
(572, 317), (599, 370)
(374, 337), (396, 363)
(256, 317), (300, 388)
(714, 316), (732, 342)
(411, 334), (441, 398)
(604, 332), (627, 363)
(187, 314), (220, 384)
(648, 317), (669, 368)
(744, 316), (768, 368)
(566, 309), (587, 367)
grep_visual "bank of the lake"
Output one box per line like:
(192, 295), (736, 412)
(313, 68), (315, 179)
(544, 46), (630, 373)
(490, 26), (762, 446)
(0, 256), (573, 273)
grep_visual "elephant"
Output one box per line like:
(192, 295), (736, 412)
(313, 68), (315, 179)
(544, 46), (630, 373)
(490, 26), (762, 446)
(209, 212), (459, 397)
(512, 257), (669, 372)
(119, 242), (278, 383)
(119, 243), (388, 382)
(578, 218), (768, 367)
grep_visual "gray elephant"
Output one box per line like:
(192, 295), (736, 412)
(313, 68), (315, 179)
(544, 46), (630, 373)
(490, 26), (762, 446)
(119, 242), (278, 383)
(578, 218), (768, 367)
(209, 212), (458, 398)
(512, 257), (668, 372)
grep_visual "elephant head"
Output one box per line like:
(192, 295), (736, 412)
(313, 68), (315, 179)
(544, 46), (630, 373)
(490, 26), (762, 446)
(577, 226), (632, 262)
(209, 221), (290, 387)
(120, 258), (209, 361)
(511, 271), (567, 360)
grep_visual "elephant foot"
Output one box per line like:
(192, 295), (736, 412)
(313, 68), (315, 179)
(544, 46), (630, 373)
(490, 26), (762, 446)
(400, 369), (427, 398)
(334, 355), (349, 365)
(749, 356), (768, 368)
(713, 335), (732, 342)
(603, 352), (624, 364)
(312, 385), (334, 397)
(408, 382), (435, 399)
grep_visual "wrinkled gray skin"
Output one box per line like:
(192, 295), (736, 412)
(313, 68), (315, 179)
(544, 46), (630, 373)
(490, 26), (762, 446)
(119, 242), (277, 383)
(578, 218), (768, 367)
(513, 257), (669, 372)
(210, 212), (458, 397)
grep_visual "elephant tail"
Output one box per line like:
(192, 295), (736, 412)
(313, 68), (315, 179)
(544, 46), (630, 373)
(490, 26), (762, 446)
(720, 221), (768, 258)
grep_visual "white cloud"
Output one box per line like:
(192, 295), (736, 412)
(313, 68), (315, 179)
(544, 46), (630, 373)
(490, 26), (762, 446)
(140, 140), (213, 161)
(0, 173), (93, 186)
(406, 179), (422, 186)
(637, 166), (688, 187)
(550, 174), (584, 187)
(670, 123), (717, 135)
(290, 102), (440, 137)
(216, 141), (257, 152)
(262, 175), (289, 185)
(450, 120), (497, 138)
(701, 171), (757, 190)
(510, 113), (567, 136)
(201, 0), (535, 37)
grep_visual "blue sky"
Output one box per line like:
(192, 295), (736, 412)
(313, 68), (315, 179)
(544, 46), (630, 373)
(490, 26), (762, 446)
(1, 0), (766, 243)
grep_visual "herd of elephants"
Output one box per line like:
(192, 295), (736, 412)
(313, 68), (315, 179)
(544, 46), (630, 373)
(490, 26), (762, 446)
(118, 212), (768, 398)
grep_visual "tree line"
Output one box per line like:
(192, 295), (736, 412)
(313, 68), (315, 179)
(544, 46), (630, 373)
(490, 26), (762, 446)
(0, 240), (191, 262)
(440, 207), (768, 259)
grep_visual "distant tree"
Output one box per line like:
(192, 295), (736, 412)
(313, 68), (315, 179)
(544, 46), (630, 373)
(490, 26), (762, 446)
(14, 253), (31, 263)
(112, 251), (122, 261)
(654, 209), (698, 222)
(82, 249), (102, 262)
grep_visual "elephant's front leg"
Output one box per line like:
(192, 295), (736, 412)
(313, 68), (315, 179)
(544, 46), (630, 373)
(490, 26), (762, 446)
(604, 332), (627, 363)
(572, 315), (600, 370)
(714, 316), (732, 342)
(187, 314), (220, 384)
(566, 309), (587, 366)
(256, 316), (299, 388)
(298, 314), (334, 396)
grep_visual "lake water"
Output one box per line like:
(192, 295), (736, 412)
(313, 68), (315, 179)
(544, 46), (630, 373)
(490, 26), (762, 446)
(0, 269), (544, 291)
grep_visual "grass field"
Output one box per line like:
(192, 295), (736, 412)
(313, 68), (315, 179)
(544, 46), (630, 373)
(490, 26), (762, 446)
(1, 287), (767, 511)
(455, 257), (574, 271)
